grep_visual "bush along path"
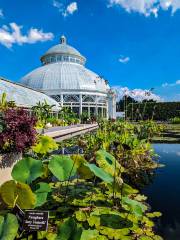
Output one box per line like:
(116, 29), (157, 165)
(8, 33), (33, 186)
(0, 140), (163, 239)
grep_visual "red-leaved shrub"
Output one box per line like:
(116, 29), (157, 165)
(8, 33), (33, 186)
(0, 108), (37, 153)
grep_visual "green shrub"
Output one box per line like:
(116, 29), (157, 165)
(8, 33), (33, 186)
(170, 117), (180, 124)
(127, 102), (180, 121)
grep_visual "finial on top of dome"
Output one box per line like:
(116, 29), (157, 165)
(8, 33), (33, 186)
(60, 35), (67, 44)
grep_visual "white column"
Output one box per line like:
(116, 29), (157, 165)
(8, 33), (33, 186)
(79, 94), (82, 116)
(60, 94), (63, 107)
(88, 105), (90, 118)
(95, 96), (98, 116)
(101, 108), (103, 118)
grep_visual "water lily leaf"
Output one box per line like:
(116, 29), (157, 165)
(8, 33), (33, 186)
(139, 237), (153, 240)
(32, 135), (58, 155)
(96, 150), (124, 176)
(56, 218), (82, 240)
(71, 155), (94, 179)
(85, 163), (113, 183)
(122, 183), (138, 196)
(146, 212), (162, 218)
(98, 226), (130, 240)
(34, 182), (51, 207)
(0, 180), (36, 209)
(122, 197), (147, 217)
(48, 155), (76, 181)
(38, 231), (57, 240)
(75, 210), (87, 222)
(0, 213), (18, 240)
(11, 157), (44, 184)
(80, 229), (100, 240)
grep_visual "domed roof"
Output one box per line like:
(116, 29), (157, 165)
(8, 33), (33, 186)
(21, 62), (109, 93)
(21, 35), (110, 95)
(41, 36), (86, 63)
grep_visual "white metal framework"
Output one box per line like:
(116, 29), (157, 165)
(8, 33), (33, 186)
(21, 36), (116, 118)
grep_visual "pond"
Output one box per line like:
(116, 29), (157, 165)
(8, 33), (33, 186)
(143, 144), (180, 240)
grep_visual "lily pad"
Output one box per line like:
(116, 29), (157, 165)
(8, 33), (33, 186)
(0, 213), (18, 240)
(0, 180), (36, 209)
(12, 157), (44, 184)
(85, 163), (114, 184)
(34, 182), (51, 207)
(48, 155), (77, 181)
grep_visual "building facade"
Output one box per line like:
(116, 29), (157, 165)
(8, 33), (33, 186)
(21, 36), (116, 118)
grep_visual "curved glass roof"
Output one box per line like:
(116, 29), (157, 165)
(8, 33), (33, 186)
(0, 77), (60, 110)
(21, 62), (110, 93)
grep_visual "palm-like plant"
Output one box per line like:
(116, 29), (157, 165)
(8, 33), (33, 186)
(32, 100), (55, 124)
(0, 92), (16, 111)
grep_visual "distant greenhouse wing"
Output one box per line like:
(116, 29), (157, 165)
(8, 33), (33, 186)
(0, 77), (60, 111)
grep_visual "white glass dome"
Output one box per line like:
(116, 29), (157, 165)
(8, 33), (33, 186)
(21, 36), (116, 118)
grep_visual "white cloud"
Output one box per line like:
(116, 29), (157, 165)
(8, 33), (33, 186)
(0, 22), (54, 48)
(119, 55), (130, 63)
(52, 0), (64, 13)
(64, 2), (78, 16)
(52, 1), (78, 17)
(108, 0), (180, 17)
(113, 86), (162, 102)
(0, 9), (3, 18)
(162, 80), (180, 87)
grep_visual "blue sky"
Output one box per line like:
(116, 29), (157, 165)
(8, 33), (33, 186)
(0, 0), (180, 101)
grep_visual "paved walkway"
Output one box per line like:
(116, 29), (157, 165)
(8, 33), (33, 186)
(43, 124), (98, 141)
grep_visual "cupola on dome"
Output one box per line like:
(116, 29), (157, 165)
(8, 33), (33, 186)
(41, 35), (86, 66)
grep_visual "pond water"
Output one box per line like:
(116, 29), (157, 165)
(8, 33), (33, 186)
(143, 144), (180, 240)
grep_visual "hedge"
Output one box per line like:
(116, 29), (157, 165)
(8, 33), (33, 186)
(127, 102), (180, 121)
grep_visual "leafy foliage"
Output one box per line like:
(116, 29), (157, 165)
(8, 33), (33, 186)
(0, 180), (36, 209)
(11, 157), (44, 184)
(48, 155), (76, 181)
(0, 108), (37, 153)
(0, 213), (18, 240)
(127, 101), (180, 121)
(0, 122), (163, 240)
(32, 135), (58, 156)
(34, 182), (51, 207)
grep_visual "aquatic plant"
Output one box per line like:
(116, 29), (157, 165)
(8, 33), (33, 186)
(0, 150), (162, 240)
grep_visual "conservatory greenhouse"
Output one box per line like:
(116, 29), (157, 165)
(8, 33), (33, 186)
(20, 36), (116, 119)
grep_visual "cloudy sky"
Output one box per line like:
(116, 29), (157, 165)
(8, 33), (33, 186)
(0, 0), (180, 101)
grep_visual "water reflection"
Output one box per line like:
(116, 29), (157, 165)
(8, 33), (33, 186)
(53, 146), (83, 155)
(143, 144), (180, 240)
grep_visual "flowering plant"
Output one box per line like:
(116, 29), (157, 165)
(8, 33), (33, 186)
(0, 108), (37, 153)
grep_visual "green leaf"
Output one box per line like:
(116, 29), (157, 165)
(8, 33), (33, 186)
(48, 155), (76, 181)
(56, 218), (76, 240)
(121, 183), (138, 196)
(146, 212), (162, 218)
(0, 180), (36, 209)
(32, 135), (58, 155)
(80, 229), (99, 240)
(75, 211), (87, 222)
(71, 155), (94, 179)
(85, 163), (114, 183)
(122, 197), (147, 217)
(34, 182), (51, 207)
(11, 157), (44, 184)
(0, 213), (18, 240)
(96, 150), (124, 176)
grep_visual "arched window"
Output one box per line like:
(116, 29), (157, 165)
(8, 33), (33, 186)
(83, 96), (95, 103)
(51, 95), (61, 102)
(64, 95), (79, 103)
